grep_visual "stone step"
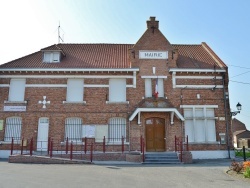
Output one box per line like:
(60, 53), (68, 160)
(144, 152), (181, 164)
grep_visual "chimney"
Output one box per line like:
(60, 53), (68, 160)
(147, 17), (159, 30)
(173, 49), (179, 61)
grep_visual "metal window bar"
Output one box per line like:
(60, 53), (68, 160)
(65, 118), (82, 142)
(4, 117), (22, 142)
(108, 118), (126, 142)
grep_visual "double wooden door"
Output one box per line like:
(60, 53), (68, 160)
(145, 118), (165, 152)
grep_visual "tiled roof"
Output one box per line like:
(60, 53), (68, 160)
(0, 43), (226, 69)
(0, 44), (133, 69)
(172, 43), (226, 69)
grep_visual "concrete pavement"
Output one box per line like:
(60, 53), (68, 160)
(0, 158), (250, 188)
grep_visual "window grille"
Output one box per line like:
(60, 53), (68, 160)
(4, 117), (22, 141)
(65, 118), (82, 142)
(108, 117), (126, 142)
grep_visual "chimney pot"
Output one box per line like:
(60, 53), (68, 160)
(147, 16), (159, 29)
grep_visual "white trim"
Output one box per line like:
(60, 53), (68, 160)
(141, 76), (168, 79)
(180, 105), (218, 108)
(191, 150), (234, 159)
(106, 101), (129, 104)
(0, 75), (134, 79)
(4, 100), (27, 104)
(0, 84), (9, 87)
(63, 101), (86, 104)
(175, 76), (222, 79)
(0, 68), (140, 72)
(0, 84), (135, 88)
(169, 68), (226, 73)
(26, 84), (67, 88)
(175, 85), (223, 89)
(133, 71), (136, 88)
(129, 108), (185, 121)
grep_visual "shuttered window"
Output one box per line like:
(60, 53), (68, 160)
(4, 117), (22, 141)
(66, 79), (84, 102)
(65, 118), (82, 142)
(184, 107), (216, 143)
(9, 79), (26, 101)
(109, 79), (126, 102)
(108, 117), (126, 142)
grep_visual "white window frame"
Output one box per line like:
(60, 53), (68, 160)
(108, 79), (127, 103)
(65, 79), (85, 103)
(108, 117), (126, 143)
(43, 52), (60, 63)
(183, 106), (217, 143)
(8, 79), (26, 102)
(145, 78), (152, 97)
(64, 118), (82, 142)
(4, 117), (22, 142)
(144, 78), (164, 98)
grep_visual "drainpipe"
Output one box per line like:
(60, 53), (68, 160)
(222, 73), (230, 158)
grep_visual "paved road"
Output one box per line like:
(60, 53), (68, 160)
(0, 159), (249, 188)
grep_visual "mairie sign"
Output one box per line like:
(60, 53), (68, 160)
(139, 51), (168, 59)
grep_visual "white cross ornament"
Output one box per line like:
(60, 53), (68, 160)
(38, 96), (50, 109)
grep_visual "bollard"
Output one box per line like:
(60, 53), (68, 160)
(103, 136), (106, 153)
(243, 146), (246, 161)
(10, 137), (14, 155)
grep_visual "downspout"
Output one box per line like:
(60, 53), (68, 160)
(222, 73), (230, 158)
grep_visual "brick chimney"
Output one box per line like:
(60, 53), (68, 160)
(147, 17), (159, 30)
(173, 49), (179, 61)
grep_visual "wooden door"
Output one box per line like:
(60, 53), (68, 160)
(145, 118), (165, 152)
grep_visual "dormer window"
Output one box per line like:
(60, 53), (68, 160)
(43, 52), (60, 63)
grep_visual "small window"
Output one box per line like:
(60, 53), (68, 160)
(43, 52), (60, 63)
(145, 78), (164, 98)
(8, 79), (26, 102)
(109, 79), (126, 102)
(65, 118), (82, 142)
(66, 79), (84, 102)
(4, 117), (22, 141)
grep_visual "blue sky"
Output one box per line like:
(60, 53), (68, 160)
(1, 0), (250, 129)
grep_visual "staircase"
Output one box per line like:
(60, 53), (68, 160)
(143, 152), (181, 164)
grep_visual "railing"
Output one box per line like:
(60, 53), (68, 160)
(8, 136), (128, 162)
(234, 146), (250, 161)
(175, 135), (189, 162)
(140, 136), (145, 162)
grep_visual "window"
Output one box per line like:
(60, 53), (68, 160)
(109, 79), (126, 102)
(108, 117), (126, 142)
(43, 52), (60, 63)
(184, 107), (216, 143)
(66, 79), (84, 102)
(8, 79), (26, 102)
(4, 117), (22, 141)
(144, 78), (164, 97)
(65, 118), (82, 142)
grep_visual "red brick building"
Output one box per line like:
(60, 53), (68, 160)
(0, 17), (232, 159)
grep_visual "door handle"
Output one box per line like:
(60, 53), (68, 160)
(164, 138), (166, 140)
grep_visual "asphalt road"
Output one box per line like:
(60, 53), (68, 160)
(0, 160), (249, 188)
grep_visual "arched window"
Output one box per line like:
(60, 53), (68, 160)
(108, 117), (126, 142)
(65, 118), (82, 142)
(4, 117), (22, 141)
